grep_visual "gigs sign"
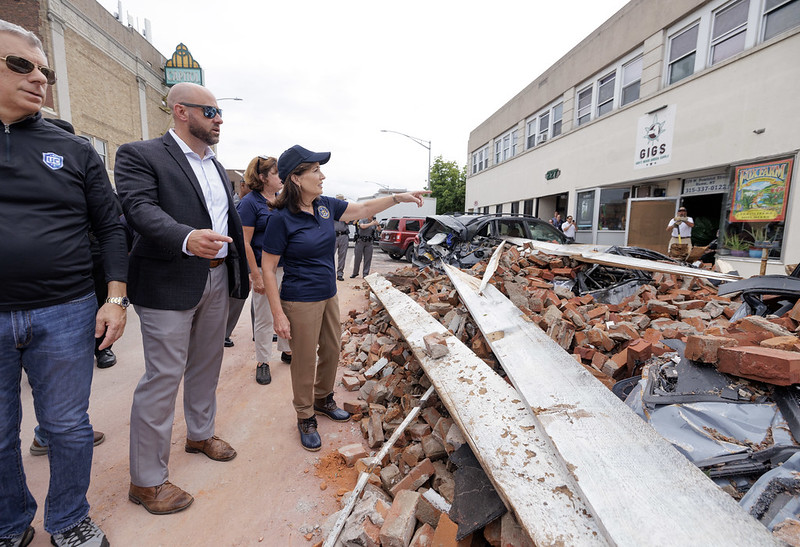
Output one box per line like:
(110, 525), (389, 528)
(634, 105), (676, 170)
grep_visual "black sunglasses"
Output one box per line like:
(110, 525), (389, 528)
(1, 55), (56, 85)
(178, 102), (222, 119)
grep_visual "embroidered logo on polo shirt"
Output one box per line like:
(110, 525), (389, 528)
(318, 205), (331, 219)
(42, 152), (64, 170)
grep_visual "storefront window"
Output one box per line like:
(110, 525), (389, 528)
(720, 157), (793, 259)
(599, 188), (629, 230)
(576, 191), (595, 230)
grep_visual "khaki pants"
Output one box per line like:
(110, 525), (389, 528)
(668, 236), (692, 255)
(281, 295), (341, 419)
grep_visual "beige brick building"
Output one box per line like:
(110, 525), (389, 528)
(2, 0), (171, 182)
(467, 0), (800, 277)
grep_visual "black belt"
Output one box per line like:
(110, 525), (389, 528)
(209, 257), (226, 268)
(358, 236), (373, 242)
(336, 231), (348, 236)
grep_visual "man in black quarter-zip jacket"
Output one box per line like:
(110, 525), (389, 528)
(0, 19), (128, 547)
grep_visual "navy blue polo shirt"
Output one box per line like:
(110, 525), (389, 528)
(237, 190), (270, 267)
(262, 195), (349, 302)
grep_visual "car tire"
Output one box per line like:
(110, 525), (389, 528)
(404, 245), (415, 262)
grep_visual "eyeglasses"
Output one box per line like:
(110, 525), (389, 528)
(178, 102), (222, 119)
(1, 55), (56, 85)
(678, 209), (686, 212)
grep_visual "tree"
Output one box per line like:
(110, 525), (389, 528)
(429, 155), (466, 214)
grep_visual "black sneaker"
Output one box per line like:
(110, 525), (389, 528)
(224, 337), (234, 348)
(297, 416), (321, 451)
(0, 526), (34, 547)
(50, 517), (108, 547)
(280, 352), (292, 364)
(95, 348), (116, 369)
(255, 363), (271, 385)
(337, 275), (344, 281)
(314, 393), (351, 422)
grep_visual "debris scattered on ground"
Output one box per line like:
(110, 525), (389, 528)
(325, 241), (800, 545)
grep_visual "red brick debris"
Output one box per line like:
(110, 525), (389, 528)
(324, 242), (799, 546)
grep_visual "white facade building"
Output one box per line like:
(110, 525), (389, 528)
(466, 0), (800, 277)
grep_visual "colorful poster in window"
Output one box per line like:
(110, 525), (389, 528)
(729, 158), (793, 222)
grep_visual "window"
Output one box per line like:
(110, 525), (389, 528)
(482, 206), (489, 214)
(471, 145), (489, 174)
(576, 86), (593, 125)
(494, 220), (525, 237)
(552, 103), (563, 137)
(576, 191), (595, 230)
(668, 24), (699, 84)
(538, 112), (549, 144)
(494, 129), (518, 164)
(596, 72), (616, 117)
(80, 134), (109, 168)
(763, 0), (800, 41)
(405, 220), (421, 232)
(711, 0), (749, 65)
(621, 56), (642, 106)
(495, 204), (503, 214)
(524, 199), (533, 216)
(510, 201), (519, 214)
(598, 188), (630, 231)
(526, 118), (537, 149)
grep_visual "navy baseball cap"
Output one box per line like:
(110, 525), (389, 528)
(278, 145), (331, 182)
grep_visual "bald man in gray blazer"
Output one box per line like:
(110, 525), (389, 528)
(115, 83), (249, 515)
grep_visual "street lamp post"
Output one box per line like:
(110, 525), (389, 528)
(380, 129), (431, 190)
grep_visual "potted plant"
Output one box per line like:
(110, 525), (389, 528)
(745, 223), (772, 258)
(723, 233), (749, 257)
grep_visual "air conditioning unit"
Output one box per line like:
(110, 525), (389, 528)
(537, 135), (548, 144)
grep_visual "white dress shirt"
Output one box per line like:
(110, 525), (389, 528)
(170, 129), (229, 258)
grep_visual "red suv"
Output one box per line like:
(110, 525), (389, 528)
(379, 217), (425, 261)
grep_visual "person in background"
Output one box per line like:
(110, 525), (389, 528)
(224, 177), (251, 348)
(333, 194), (349, 282)
(666, 206), (694, 254)
(1, 19), (128, 547)
(350, 216), (379, 278)
(115, 82), (249, 515)
(237, 155), (291, 385)
(550, 210), (561, 230)
(261, 145), (428, 451)
(561, 215), (576, 243)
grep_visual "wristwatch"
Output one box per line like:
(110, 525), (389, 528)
(106, 296), (130, 309)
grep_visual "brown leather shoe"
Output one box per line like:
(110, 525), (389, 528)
(129, 481), (194, 514)
(185, 435), (237, 461)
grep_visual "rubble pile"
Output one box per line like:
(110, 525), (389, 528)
(324, 243), (800, 546)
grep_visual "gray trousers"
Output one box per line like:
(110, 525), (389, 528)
(335, 234), (349, 277)
(130, 266), (228, 487)
(352, 239), (373, 276)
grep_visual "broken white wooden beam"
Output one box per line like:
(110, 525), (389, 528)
(443, 263), (778, 546)
(504, 237), (742, 281)
(366, 273), (609, 546)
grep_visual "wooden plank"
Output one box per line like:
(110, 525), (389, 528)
(443, 264), (778, 546)
(366, 273), (609, 546)
(504, 237), (742, 281)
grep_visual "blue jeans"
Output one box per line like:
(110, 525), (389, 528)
(0, 293), (96, 537)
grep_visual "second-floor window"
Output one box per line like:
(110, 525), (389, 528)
(710, 0), (749, 65)
(576, 86), (593, 125)
(596, 72), (616, 117)
(552, 103), (563, 137)
(621, 56), (642, 106)
(764, 0), (800, 40)
(668, 23), (700, 84)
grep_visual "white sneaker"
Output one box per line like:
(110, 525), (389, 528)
(50, 518), (108, 547)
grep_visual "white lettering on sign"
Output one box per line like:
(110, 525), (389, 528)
(165, 67), (203, 86)
(683, 174), (729, 195)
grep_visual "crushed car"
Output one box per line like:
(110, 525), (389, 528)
(414, 213), (567, 269)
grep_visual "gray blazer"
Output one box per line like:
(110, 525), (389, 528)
(115, 132), (249, 310)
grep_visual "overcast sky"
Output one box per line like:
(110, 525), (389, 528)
(97, 0), (630, 200)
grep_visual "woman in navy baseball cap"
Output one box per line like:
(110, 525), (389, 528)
(261, 145), (429, 450)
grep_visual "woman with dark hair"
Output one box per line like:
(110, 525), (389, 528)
(237, 155), (291, 385)
(261, 145), (428, 450)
